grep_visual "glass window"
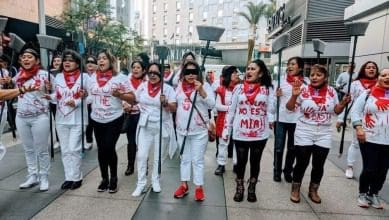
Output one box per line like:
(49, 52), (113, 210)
(203, 11), (208, 20)
(189, 12), (194, 21)
(176, 27), (180, 34)
(153, 4), (157, 13)
(176, 1), (181, 10)
(176, 14), (181, 22)
(189, 25), (193, 34)
(218, 10), (223, 17)
(164, 28), (167, 36)
(164, 3), (168, 11)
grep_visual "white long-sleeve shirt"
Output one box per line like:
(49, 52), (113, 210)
(50, 72), (89, 125)
(224, 84), (275, 141)
(351, 90), (389, 145)
(14, 69), (51, 117)
(175, 82), (215, 135)
(88, 72), (131, 123)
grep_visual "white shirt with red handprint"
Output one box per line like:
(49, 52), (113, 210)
(223, 84), (275, 141)
(14, 69), (51, 117)
(296, 85), (339, 126)
(88, 73), (131, 123)
(50, 72), (90, 125)
(351, 88), (389, 145)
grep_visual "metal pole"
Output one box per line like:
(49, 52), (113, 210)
(38, 0), (48, 68)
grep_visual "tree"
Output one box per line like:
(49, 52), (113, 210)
(61, 0), (143, 61)
(238, 1), (267, 65)
(265, 0), (277, 19)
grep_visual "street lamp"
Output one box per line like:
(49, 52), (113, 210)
(312, 39), (326, 64)
(339, 21), (369, 155)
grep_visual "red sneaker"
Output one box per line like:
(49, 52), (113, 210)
(174, 185), (189, 198)
(195, 187), (205, 201)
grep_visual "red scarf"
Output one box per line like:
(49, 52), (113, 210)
(130, 75), (142, 90)
(147, 81), (161, 97)
(359, 78), (377, 89)
(63, 69), (80, 89)
(182, 81), (195, 98)
(243, 81), (260, 105)
(308, 84), (328, 105)
(371, 85), (389, 111)
(16, 65), (40, 86)
(96, 70), (113, 87)
(164, 71), (171, 80)
(286, 74), (304, 85)
(215, 86), (228, 137)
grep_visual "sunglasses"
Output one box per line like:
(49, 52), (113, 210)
(86, 60), (97, 64)
(183, 69), (198, 75)
(147, 71), (161, 77)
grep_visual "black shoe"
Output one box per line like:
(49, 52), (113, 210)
(70, 180), (82, 190)
(97, 179), (109, 192)
(284, 173), (292, 183)
(214, 165), (225, 175)
(124, 166), (134, 176)
(108, 177), (118, 194)
(273, 173), (281, 182)
(61, 181), (73, 190)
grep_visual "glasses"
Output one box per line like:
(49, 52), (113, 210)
(147, 71), (160, 76)
(183, 69), (198, 75)
(86, 60), (96, 64)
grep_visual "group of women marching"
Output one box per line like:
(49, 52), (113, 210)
(1, 42), (387, 208)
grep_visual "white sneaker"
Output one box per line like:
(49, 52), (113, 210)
(132, 186), (146, 197)
(19, 175), (39, 189)
(345, 167), (353, 179)
(152, 180), (161, 193)
(84, 142), (93, 150)
(0, 144), (6, 161)
(357, 193), (370, 208)
(39, 175), (49, 191)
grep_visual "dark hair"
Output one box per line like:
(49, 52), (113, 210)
(85, 55), (97, 65)
(182, 51), (196, 62)
(50, 53), (62, 70)
(249, 59), (273, 88)
(221, 66), (237, 87)
(136, 52), (150, 67)
(182, 60), (203, 82)
(131, 60), (146, 70)
(97, 49), (118, 74)
(287, 56), (304, 76)
(310, 64), (328, 77)
(20, 42), (40, 60)
(147, 62), (162, 79)
(59, 49), (81, 72)
(356, 61), (379, 80)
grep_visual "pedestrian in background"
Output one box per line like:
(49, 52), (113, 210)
(84, 55), (97, 150)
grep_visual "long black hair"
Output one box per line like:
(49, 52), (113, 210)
(356, 61), (379, 80)
(221, 65), (237, 87)
(250, 59), (273, 88)
(287, 56), (304, 76)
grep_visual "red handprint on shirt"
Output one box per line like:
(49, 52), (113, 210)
(364, 113), (375, 128)
(375, 99), (389, 111)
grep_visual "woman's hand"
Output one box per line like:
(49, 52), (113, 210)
(355, 126), (366, 143)
(65, 99), (76, 108)
(44, 80), (52, 91)
(41, 94), (52, 100)
(276, 87), (283, 97)
(195, 80), (207, 98)
(112, 89), (124, 98)
(340, 94), (351, 106)
(291, 80), (302, 96)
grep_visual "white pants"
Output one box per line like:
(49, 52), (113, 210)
(56, 124), (83, 181)
(294, 121), (332, 149)
(136, 122), (168, 188)
(216, 137), (237, 165)
(347, 130), (360, 166)
(178, 132), (208, 186)
(0, 108), (7, 160)
(16, 114), (50, 176)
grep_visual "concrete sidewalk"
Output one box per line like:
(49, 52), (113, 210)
(31, 129), (389, 220)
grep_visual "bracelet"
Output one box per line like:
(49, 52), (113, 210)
(18, 86), (25, 94)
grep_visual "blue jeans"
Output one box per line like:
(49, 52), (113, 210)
(273, 122), (296, 175)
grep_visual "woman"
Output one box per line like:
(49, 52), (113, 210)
(172, 51), (196, 87)
(44, 50), (89, 190)
(123, 61), (145, 176)
(14, 45), (52, 191)
(286, 64), (350, 204)
(173, 60), (215, 201)
(88, 49), (133, 193)
(351, 68), (389, 209)
(214, 65), (240, 175)
(336, 61), (379, 179)
(49, 53), (62, 150)
(84, 55), (98, 150)
(132, 62), (177, 196)
(222, 59), (274, 203)
(273, 57), (307, 182)
(50, 53), (62, 74)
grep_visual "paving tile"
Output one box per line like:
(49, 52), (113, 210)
(227, 207), (318, 220)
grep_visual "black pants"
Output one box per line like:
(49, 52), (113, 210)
(234, 139), (267, 180)
(85, 104), (93, 143)
(273, 122), (296, 175)
(126, 114), (140, 164)
(359, 142), (389, 195)
(92, 115), (123, 180)
(292, 145), (329, 184)
(49, 103), (59, 142)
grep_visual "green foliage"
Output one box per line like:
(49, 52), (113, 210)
(61, 0), (143, 60)
(238, 1), (267, 29)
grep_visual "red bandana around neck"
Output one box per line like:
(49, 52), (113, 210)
(17, 64), (40, 86)
(182, 80), (196, 98)
(164, 71), (171, 80)
(243, 80), (261, 105)
(130, 75), (143, 90)
(308, 84), (328, 105)
(147, 81), (161, 97)
(371, 85), (389, 110)
(359, 78), (377, 90)
(96, 70), (113, 87)
(286, 74), (304, 85)
(63, 69), (81, 89)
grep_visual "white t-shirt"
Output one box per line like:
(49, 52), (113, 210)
(135, 81), (176, 123)
(14, 69), (51, 117)
(175, 82), (215, 135)
(351, 89), (389, 145)
(51, 72), (89, 125)
(88, 72), (131, 123)
(224, 84), (275, 141)
(296, 85), (339, 126)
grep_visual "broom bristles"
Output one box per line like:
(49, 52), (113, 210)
(36, 34), (62, 51)
(0, 17), (8, 32)
(272, 34), (289, 53)
(9, 33), (25, 53)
